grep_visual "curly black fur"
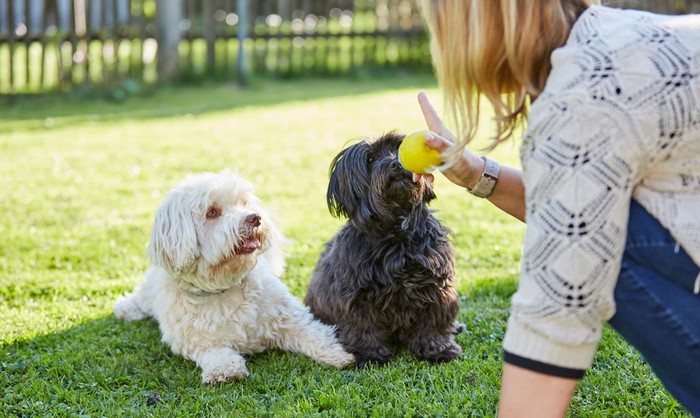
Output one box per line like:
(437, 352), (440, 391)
(304, 132), (464, 367)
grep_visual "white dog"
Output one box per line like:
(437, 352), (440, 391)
(114, 170), (353, 385)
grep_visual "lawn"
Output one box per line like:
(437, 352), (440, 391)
(0, 74), (690, 417)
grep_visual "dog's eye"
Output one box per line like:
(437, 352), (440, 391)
(367, 155), (375, 164)
(206, 207), (221, 219)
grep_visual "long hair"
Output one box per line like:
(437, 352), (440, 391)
(420, 0), (599, 157)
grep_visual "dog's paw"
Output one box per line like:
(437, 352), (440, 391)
(113, 295), (148, 321)
(412, 337), (463, 363)
(452, 322), (466, 335)
(430, 341), (463, 362)
(321, 347), (356, 369)
(354, 346), (393, 368)
(201, 362), (249, 386)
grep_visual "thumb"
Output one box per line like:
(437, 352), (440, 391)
(424, 132), (453, 152)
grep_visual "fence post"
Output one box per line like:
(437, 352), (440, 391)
(203, 0), (215, 75)
(156, 0), (182, 83)
(236, 0), (249, 86)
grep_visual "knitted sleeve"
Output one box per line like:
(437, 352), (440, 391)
(502, 4), (700, 374)
(502, 91), (644, 372)
(501, 7), (658, 373)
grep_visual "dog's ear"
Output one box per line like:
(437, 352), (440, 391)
(147, 191), (200, 275)
(422, 177), (437, 203)
(327, 142), (373, 221)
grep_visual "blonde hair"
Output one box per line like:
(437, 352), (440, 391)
(420, 0), (600, 155)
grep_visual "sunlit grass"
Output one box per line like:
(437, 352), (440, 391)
(0, 74), (689, 417)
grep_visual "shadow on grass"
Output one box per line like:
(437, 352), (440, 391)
(1, 71), (438, 133)
(1, 292), (685, 416)
(0, 294), (509, 416)
(1, 315), (326, 415)
(1, 316), (191, 415)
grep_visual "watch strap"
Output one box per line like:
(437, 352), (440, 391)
(467, 157), (500, 198)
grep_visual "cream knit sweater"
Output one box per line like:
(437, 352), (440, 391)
(503, 5), (700, 371)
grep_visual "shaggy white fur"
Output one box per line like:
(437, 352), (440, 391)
(114, 170), (353, 385)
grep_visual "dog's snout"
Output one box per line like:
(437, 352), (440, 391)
(390, 160), (403, 173)
(245, 213), (261, 227)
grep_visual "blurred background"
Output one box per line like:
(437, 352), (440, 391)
(1, 0), (699, 98)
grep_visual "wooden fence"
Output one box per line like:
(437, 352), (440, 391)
(0, 0), (428, 95)
(176, 0), (428, 85)
(0, 0), (698, 95)
(0, 0), (156, 94)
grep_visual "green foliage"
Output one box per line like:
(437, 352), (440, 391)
(0, 74), (690, 417)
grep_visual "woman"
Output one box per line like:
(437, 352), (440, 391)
(416, 0), (700, 416)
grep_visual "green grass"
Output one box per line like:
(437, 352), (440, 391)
(0, 74), (690, 417)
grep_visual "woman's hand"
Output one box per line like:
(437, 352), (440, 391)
(415, 92), (485, 189)
(416, 91), (527, 222)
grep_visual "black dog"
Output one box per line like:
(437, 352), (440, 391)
(304, 132), (464, 367)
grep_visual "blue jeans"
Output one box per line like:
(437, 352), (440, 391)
(609, 200), (700, 415)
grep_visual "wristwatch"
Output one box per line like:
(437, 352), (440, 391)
(466, 157), (500, 198)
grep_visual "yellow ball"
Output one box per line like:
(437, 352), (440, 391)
(398, 130), (442, 174)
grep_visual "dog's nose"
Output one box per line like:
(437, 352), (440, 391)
(245, 213), (261, 227)
(390, 160), (403, 173)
